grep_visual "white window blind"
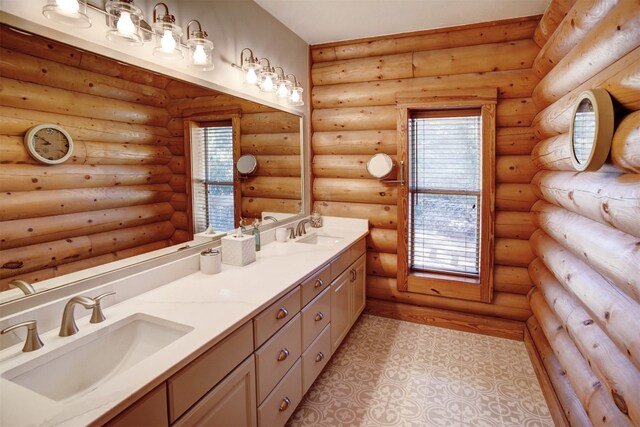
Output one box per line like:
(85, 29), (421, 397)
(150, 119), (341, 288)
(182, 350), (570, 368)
(408, 110), (482, 276)
(191, 122), (234, 233)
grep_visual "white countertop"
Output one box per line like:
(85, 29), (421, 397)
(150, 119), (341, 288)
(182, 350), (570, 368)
(0, 218), (368, 426)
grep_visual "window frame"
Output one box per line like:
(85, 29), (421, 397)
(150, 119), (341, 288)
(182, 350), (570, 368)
(396, 88), (496, 303)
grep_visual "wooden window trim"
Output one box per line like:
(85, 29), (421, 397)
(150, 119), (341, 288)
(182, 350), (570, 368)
(396, 88), (496, 303)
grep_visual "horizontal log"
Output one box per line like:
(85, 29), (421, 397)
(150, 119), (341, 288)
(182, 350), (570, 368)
(311, 69), (539, 109)
(532, 47), (640, 138)
(313, 200), (396, 229)
(366, 252), (397, 278)
(241, 177), (302, 199)
(170, 211), (189, 231)
(167, 93), (275, 117)
(240, 197), (301, 219)
(366, 228), (397, 254)
(496, 127), (539, 156)
(494, 265), (533, 294)
(611, 111), (640, 173)
(0, 47), (169, 108)
(240, 112), (300, 134)
(529, 290), (633, 427)
(413, 39), (538, 78)
(312, 130), (397, 155)
(530, 258), (640, 423)
(531, 133), (573, 171)
(0, 222), (175, 279)
(494, 238), (535, 267)
(313, 178), (397, 204)
(0, 203), (174, 250)
(533, 0), (577, 47)
(495, 211), (535, 239)
(312, 52), (413, 85)
(168, 156), (185, 174)
(533, 0), (617, 78)
(171, 230), (191, 244)
(532, 170), (640, 238)
(0, 164), (172, 192)
(496, 155), (538, 184)
(312, 17), (539, 62)
(366, 275), (532, 321)
(0, 77), (171, 126)
(240, 133), (301, 156)
(169, 175), (186, 193)
(169, 193), (187, 212)
(496, 98), (537, 127)
(532, 1), (640, 109)
(0, 105), (174, 144)
(495, 183), (538, 211)
(253, 155), (301, 177)
(164, 80), (220, 98)
(79, 53), (171, 89)
(530, 230), (640, 369)
(313, 155), (398, 179)
(312, 106), (396, 132)
(532, 201), (640, 302)
(526, 317), (593, 427)
(0, 184), (174, 221)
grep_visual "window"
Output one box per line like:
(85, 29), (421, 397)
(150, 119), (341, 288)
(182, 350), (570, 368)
(191, 120), (237, 233)
(397, 89), (495, 302)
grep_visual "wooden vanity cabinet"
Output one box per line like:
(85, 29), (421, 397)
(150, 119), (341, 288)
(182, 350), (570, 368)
(104, 384), (168, 427)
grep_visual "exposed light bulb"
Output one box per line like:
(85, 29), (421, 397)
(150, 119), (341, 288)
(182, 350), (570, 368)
(116, 11), (136, 36)
(291, 90), (301, 103)
(245, 68), (258, 85)
(261, 75), (274, 92)
(192, 44), (207, 65)
(56, 0), (79, 13)
(276, 81), (289, 98)
(160, 29), (176, 52)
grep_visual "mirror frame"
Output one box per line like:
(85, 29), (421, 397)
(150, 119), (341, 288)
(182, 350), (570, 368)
(569, 88), (614, 172)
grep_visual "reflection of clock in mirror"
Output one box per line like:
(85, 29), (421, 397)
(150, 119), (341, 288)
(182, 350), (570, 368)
(24, 124), (74, 164)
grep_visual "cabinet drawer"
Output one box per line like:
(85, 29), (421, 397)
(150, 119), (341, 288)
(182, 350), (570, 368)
(105, 383), (168, 427)
(255, 313), (302, 404)
(330, 249), (351, 282)
(302, 324), (331, 394)
(254, 287), (301, 348)
(300, 263), (331, 307)
(258, 359), (302, 427)
(301, 287), (330, 350)
(350, 238), (366, 262)
(173, 356), (256, 427)
(167, 322), (253, 423)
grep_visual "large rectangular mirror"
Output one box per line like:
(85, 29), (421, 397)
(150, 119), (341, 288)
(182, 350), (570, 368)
(0, 24), (304, 304)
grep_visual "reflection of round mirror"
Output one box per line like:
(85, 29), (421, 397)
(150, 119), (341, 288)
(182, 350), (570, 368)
(367, 153), (394, 179)
(569, 89), (614, 172)
(236, 154), (257, 175)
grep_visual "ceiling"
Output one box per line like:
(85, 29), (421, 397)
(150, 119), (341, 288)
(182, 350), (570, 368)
(253, 0), (551, 45)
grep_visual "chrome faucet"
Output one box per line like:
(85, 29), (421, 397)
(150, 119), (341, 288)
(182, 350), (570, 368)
(59, 291), (115, 337)
(1, 320), (44, 352)
(296, 219), (311, 237)
(8, 279), (36, 296)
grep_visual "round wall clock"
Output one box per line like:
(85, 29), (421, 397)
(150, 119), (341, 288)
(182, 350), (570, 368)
(24, 124), (74, 164)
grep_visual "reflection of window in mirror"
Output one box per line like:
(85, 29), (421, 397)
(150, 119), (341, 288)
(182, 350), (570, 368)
(191, 120), (236, 233)
(573, 100), (596, 165)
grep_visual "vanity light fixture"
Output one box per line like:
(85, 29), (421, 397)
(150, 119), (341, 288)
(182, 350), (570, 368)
(105, 0), (144, 45)
(275, 67), (292, 98)
(288, 74), (304, 106)
(258, 58), (277, 93)
(186, 20), (214, 70)
(236, 48), (261, 85)
(42, 0), (91, 28)
(152, 2), (183, 59)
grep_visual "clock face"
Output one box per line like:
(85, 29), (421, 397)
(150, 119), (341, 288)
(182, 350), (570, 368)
(33, 127), (70, 161)
(24, 124), (74, 164)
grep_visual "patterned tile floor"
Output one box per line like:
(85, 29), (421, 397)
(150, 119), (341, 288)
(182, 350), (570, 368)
(288, 314), (554, 427)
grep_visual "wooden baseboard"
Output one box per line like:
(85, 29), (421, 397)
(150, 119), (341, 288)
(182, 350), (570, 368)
(523, 325), (569, 427)
(364, 298), (524, 340)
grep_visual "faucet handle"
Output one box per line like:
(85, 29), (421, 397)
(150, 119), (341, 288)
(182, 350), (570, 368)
(90, 291), (116, 324)
(288, 227), (296, 239)
(1, 320), (44, 352)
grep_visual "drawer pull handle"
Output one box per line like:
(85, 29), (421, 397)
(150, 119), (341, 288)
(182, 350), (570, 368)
(314, 278), (324, 288)
(314, 312), (324, 322)
(277, 348), (289, 361)
(315, 352), (325, 363)
(279, 396), (291, 412)
(275, 307), (288, 320)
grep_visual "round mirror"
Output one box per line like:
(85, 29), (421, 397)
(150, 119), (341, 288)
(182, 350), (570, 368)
(569, 89), (614, 172)
(367, 153), (394, 179)
(236, 154), (257, 175)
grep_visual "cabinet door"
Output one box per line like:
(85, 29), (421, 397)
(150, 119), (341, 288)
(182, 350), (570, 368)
(173, 355), (257, 427)
(351, 254), (366, 325)
(330, 269), (351, 353)
(105, 384), (168, 427)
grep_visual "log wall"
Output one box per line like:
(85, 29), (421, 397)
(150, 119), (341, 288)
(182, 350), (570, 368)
(525, 1), (640, 425)
(310, 16), (542, 324)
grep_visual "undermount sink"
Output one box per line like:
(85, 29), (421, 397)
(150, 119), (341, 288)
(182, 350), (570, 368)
(296, 232), (343, 246)
(2, 313), (193, 401)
